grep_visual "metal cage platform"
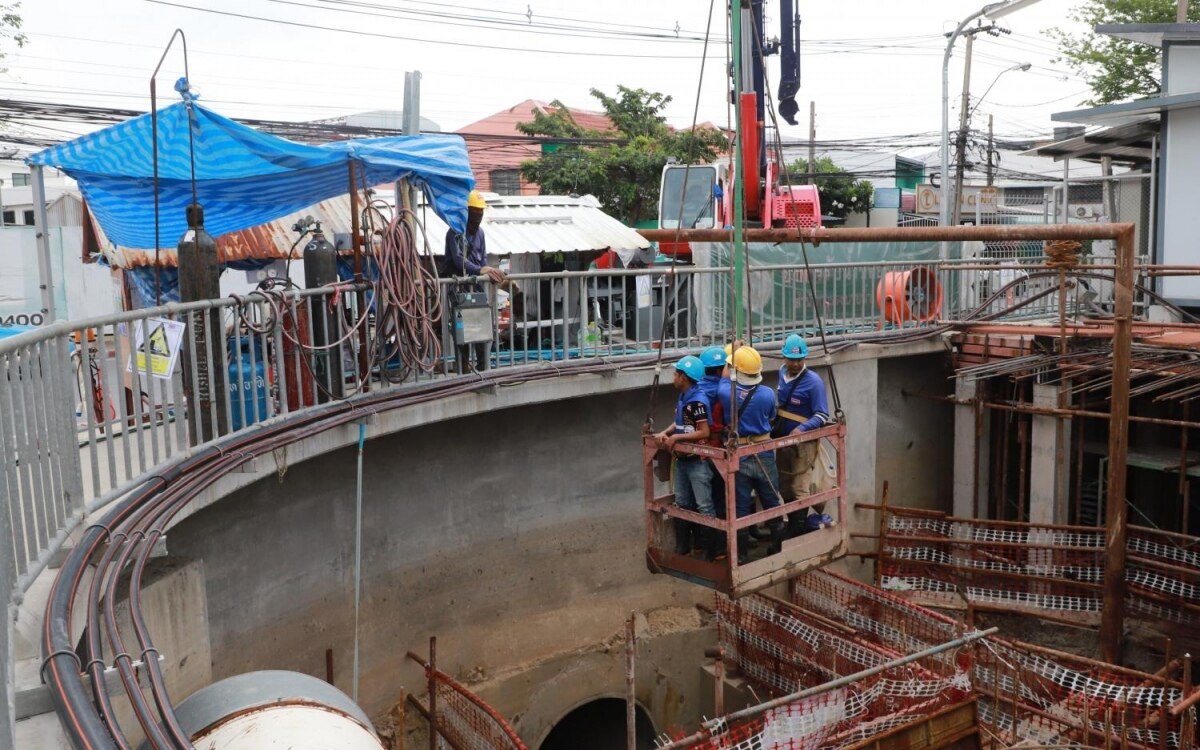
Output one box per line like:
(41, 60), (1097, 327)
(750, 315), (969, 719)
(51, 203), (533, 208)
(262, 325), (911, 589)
(643, 423), (849, 597)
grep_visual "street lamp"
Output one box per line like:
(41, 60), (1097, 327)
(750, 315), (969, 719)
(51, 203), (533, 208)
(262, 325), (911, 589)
(970, 62), (1032, 120)
(939, 0), (1042, 240)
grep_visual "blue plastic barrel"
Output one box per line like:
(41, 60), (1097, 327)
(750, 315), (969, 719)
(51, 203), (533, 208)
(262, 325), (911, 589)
(228, 335), (268, 431)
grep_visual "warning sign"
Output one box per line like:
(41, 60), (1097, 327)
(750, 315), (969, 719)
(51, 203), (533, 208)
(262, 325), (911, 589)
(128, 317), (186, 379)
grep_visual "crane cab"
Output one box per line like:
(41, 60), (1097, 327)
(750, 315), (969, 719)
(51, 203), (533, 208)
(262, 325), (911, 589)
(643, 423), (848, 597)
(657, 163), (727, 260)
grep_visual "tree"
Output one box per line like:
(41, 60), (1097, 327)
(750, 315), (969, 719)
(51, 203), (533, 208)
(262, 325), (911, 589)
(1048, 0), (1198, 105)
(0, 3), (25, 61)
(517, 86), (727, 226)
(785, 157), (873, 220)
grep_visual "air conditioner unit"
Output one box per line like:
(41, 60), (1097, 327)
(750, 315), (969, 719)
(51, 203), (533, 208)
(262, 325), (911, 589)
(1073, 205), (1099, 219)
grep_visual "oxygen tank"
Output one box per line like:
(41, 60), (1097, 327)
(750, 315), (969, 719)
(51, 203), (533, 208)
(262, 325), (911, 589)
(177, 203), (228, 441)
(302, 223), (343, 401)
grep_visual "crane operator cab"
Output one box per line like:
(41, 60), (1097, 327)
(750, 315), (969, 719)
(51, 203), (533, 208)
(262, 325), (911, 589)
(643, 343), (848, 598)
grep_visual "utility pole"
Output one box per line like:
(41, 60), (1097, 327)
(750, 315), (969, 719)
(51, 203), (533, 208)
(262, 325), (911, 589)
(1179, 0), (1188, 23)
(986, 115), (994, 187)
(951, 32), (975, 226)
(807, 101), (816, 183)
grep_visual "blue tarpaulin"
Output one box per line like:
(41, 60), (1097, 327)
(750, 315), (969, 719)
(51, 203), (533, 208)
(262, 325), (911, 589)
(28, 99), (473, 248)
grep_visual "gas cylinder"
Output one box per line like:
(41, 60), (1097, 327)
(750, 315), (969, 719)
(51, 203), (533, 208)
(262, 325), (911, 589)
(303, 224), (343, 401)
(178, 203), (228, 441)
(227, 334), (269, 431)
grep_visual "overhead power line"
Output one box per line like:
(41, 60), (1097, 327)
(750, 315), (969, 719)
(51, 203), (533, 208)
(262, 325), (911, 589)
(142, 0), (723, 59)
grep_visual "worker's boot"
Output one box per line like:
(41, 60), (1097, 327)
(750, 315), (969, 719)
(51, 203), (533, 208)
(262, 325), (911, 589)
(699, 527), (719, 562)
(766, 519), (786, 555)
(673, 519), (693, 555)
(736, 530), (751, 565)
(787, 510), (807, 539)
(748, 524), (770, 541)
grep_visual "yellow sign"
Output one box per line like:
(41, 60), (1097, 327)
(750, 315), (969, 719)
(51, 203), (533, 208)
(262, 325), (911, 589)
(129, 317), (185, 379)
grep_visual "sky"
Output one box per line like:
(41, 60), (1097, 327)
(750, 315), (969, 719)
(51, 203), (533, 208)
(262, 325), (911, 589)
(6, 0), (1099, 155)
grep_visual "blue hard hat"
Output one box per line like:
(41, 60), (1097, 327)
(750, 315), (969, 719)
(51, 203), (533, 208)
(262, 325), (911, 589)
(782, 334), (809, 360)
(700, 346), (727, 369)
(675, 355), (705, 382)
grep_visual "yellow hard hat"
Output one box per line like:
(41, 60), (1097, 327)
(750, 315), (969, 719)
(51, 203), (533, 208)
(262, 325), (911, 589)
(467, 190), (487, 209)
(727, 346), (763, 376)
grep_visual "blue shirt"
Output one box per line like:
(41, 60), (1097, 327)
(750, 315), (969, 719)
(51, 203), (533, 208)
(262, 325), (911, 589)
(776, 366), (829, 434)
(698, 374), (727, 438)
(674, 383), (711, 438)
(718, 379), (776, 437)
(444, 228), (487, 276)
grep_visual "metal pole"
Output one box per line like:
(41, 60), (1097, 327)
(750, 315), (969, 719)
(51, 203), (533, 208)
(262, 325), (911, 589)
(30, 166), (57, 320)
(942, 10), (988, 238)
(1099, 224), (1135, 663)
(657, 626), (1000, 750)
(951, 32), (974, 227)
(638, 223), (1134, 244)
(807, 101), (816, 185)
(400, 71), (422, 210)
(352, 421), (366, 702)
(626, 612), (636, 750)
(427, 636), (437, 750)
(731, 3), (747, 340)
(986, 115), (995, 187)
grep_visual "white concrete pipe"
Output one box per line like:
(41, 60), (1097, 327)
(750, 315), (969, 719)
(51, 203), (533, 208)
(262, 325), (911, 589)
(158, 670), (384, 750)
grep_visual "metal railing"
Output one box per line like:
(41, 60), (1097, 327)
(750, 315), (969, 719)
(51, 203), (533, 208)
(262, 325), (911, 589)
(1, 254), (1138, 596)
(0, 230), (1147, 743)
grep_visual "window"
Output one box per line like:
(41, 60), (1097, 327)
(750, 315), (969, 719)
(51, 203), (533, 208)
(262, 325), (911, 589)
(660, 165), (717, 229)
(23, 210), (35, 226)
(490, 169), (521, 196)
(1, 211), (14, 225)
(10, 173), (29, 187)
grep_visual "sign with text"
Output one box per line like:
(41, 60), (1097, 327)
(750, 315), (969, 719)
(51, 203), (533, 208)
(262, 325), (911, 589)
(128, 317), (186, 379)
(915, 184), (998, 215)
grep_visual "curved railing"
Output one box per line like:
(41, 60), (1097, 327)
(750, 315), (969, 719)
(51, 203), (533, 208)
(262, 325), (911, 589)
(0, 246), (1134, 746)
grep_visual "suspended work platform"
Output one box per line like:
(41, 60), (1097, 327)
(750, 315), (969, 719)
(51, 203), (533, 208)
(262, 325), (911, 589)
(643, 424), (848, 597)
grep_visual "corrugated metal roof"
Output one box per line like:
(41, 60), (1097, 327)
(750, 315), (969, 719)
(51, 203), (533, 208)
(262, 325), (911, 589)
(91, 197), (359, 268)
(412, 193), (649, 264)
(90, 192), (648, 268)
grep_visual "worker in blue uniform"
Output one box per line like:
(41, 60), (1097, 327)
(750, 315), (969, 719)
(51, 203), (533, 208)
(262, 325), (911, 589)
(653, 355), (715, 559)
(444, 190), (506, 373)
(773, 334), (833, 536)
(698, 346), (730, 520)
(719, 346), (785, 564)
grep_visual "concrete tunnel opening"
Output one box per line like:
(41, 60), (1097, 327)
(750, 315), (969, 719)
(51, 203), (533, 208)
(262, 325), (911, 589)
(538, 699), (656, 750)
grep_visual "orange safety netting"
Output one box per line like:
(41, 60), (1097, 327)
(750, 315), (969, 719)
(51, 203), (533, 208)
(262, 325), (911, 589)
(877, 509), (1200, 627)
(428, 668), (528, 750)
(709, 591), (972, 750)
(788, 569), (1191, 750)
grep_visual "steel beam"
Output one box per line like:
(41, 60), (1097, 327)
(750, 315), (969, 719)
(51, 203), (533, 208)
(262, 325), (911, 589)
(1099, 225), (1136, 663)
(639, 223), (1134, 244)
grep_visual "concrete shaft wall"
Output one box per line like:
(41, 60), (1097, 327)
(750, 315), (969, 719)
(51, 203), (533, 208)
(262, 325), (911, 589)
(167, 386), (716, 743)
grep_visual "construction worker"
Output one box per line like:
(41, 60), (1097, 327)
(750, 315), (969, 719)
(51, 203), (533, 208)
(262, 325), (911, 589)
(653, 355), (715, 559)
(698, 346), (730, 521)
(774, 334), (833, 536)
(718, 346), (785, 564)
(444, 190), (506, 373)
